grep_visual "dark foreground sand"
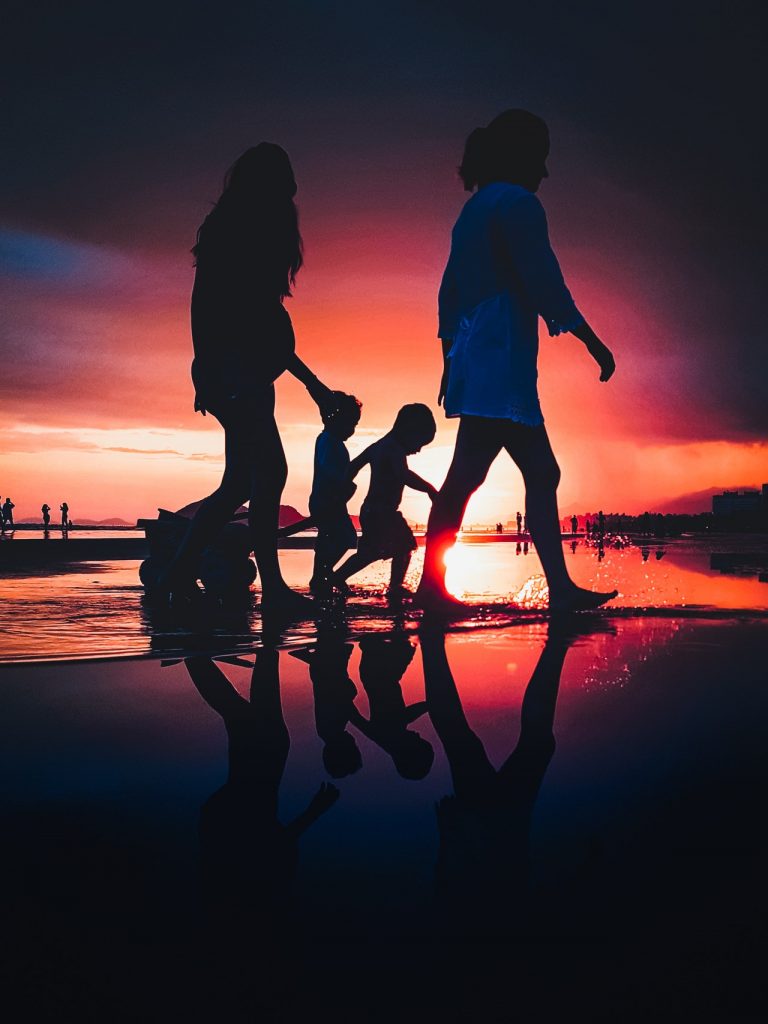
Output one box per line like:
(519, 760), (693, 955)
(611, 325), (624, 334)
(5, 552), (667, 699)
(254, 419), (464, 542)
(0, 616), (765, 1021)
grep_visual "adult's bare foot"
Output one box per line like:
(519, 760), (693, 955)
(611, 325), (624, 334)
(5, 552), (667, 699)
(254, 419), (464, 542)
(413, 584), (468, 618)
(548, 585), (618, 613)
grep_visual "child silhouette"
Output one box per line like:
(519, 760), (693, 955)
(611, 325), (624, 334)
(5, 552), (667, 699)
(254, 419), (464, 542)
(308, 391), (362, 595)
(332, 403), (438, 601)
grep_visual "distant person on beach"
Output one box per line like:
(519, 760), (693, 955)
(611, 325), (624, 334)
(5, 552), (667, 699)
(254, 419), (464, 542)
(41, 504), (51, 528)
(308, 392), (362, 595)
(0, 499), (4, 531)
(2, 497), (15, 528)
(331, 404), (438, 602)
(158, 144), (336, 616)
(415, 109), (618, 614)
(60, 502), (69, 528)
(516, 510), (522, 535)
(570, 514), (578, 535)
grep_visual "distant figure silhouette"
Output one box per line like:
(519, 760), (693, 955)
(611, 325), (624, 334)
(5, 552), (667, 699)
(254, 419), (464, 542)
(41, 503), (51, 528)
(516, 510), (522, 535)
(308, 391), (362, 595)
(292, 635), (362, 778)
(59, 501), (69, 529)
(349, 635), (434, 780)
(570, 514), (578, 535)
(2, 497), (15, 528)
(332, 404), (438, 601)
(0, 498), (5, 532)
(159, 144), (335, 616)
(598, 509), (605, 536)
(415, 110), (617, 614)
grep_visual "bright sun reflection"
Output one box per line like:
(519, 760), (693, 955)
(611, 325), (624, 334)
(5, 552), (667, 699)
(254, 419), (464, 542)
(444, 541), (550, 607)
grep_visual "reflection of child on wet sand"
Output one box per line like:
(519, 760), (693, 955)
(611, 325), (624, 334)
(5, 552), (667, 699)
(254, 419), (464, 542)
(331, 404), (438, 601)
(308, 392), (362, 595)
(292, 638), (362, 778)
(349, 635), (434, 780)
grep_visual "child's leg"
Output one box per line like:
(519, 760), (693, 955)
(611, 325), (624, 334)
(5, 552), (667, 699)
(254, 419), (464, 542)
(333, 550), (375, 583)
(389, 552), (411, 591)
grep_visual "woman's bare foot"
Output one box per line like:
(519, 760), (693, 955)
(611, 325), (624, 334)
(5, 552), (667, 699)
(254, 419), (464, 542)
(413, 584), (468, 618)
(548, 585), (618, 613)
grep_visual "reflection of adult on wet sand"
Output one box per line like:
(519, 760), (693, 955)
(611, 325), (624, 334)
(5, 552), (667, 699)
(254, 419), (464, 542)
(416, 110), (618, 615)
(185, 649), (339, 1016)
(420, 623), (579, 932)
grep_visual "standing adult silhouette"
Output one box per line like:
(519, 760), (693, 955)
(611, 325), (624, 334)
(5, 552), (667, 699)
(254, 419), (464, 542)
(161, 144), (333, 615)
(416, 110), (618, 614)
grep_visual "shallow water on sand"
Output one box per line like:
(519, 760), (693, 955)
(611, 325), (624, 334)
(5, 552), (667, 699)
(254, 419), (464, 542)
(0, 536), (766, 662)
(0, 618), (765, 1019)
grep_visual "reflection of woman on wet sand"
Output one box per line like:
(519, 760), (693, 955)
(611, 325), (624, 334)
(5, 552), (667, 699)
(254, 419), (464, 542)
(416, 110), (618, 614)
(185, 649), (338, 1015)
(419, 625), (575, 931)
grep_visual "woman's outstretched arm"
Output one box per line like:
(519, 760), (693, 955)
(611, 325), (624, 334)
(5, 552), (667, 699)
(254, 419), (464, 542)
(286, 352), (334, 411)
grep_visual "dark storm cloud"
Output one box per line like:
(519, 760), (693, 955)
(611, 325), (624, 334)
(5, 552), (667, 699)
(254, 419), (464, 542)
(1, 0), (766, 439)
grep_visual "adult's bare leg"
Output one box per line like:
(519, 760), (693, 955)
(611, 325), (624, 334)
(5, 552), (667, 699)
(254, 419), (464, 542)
(503, 424), (617, 611)
(416, 417), (502, 607)
(247, 415), (312, 615)
(160, 419), (250, 593)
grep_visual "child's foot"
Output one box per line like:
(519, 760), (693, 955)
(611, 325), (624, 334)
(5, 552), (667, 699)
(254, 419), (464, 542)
(548, 584), (618, 613)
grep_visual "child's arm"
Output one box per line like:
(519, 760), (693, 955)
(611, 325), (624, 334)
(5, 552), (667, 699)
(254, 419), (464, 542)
(347, 444), (374, 481)
(404, 468), (438, 500)
(284, 782), (340, 839)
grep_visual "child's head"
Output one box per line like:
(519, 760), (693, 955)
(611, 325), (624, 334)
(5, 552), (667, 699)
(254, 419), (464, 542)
(392, 403), (436, 454)
(391, 731), (435, 781)
(322, 392), (362, 440)
(322, 731), (363, 778)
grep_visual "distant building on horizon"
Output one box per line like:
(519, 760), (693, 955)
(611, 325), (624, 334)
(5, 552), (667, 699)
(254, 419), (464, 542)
(712, 485), (767, 516)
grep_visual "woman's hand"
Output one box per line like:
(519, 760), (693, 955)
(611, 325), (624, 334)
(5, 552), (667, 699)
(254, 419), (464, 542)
(570, 321), (616, 382)
(306, 376), (335, 416)
(588, 340), (616, 382)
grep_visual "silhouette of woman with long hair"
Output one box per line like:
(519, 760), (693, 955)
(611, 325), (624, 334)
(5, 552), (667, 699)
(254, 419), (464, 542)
(161, 144), (333, 615)
(416, 110), (618, 614)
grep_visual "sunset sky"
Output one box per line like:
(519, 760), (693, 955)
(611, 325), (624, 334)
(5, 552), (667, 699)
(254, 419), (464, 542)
(2, 1), (766, 524)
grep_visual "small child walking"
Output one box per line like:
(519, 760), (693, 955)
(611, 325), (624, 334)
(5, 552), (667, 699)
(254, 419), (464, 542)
(309, 392), (362, 594)
(332, 403), (438, 600)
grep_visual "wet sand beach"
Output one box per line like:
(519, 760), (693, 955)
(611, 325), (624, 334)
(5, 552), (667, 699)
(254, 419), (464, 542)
(1, 538), (766, 1020)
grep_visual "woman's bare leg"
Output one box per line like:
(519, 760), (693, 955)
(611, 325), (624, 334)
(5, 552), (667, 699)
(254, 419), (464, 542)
(416, 417), (503, 605)
(503, 424), (617, 610)
(247, 415), (311, 612)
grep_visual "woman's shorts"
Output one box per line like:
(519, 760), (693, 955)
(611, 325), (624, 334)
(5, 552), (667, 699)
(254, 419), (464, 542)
(358, 507), (416, 560)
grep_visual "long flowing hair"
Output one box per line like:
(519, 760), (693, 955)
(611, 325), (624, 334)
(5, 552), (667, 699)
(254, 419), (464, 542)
(193, 143), (303, 298)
